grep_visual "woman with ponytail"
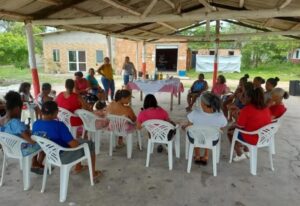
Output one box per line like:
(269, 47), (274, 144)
(269, 88), (288, 119)
(227, 82), (272, 162)
(182, 92), (227, 165)
(265, 77), (280, 104)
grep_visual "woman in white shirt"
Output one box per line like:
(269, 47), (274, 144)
(182, 92), (227, 165)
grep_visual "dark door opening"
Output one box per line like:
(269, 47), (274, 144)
(155, 48), (178, 72)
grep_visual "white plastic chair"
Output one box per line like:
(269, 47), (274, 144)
(20, 102), (36, 129)
(142, 120), (180, 170)
(0, 132), (40, 190)
(75, 109), (106, 155)
(185, 126), (221, 176)
(229, 122), (279, 176)
(57, 107), (85, 139)
(107, 114), (142, 159)
(31, 135), (94, 203)
(270, 111), (286, 155)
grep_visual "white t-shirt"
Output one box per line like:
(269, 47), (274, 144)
(187, 109), (227, 128)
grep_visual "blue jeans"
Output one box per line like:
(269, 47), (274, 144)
(101, 77), (115, 100)
(123, 75), (130, 85)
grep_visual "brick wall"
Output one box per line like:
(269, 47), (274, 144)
(289, 59), (300, 64)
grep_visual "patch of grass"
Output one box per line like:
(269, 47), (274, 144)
(186, 63), (300, 81)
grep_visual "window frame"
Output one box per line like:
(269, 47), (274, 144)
(52, 49), (60, 62)
(68, 50), (87, 72)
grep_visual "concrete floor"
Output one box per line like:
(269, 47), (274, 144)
(0, 87), (300, 206)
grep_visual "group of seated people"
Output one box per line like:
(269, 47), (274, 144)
(0, 71), (289, 182)
(185, 73), (288, 162)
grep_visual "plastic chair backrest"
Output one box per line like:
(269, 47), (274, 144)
(257, 122), (279, 147)
(31, 135), (63, 166)
(75, 109), (97, 132)
(107, 114), (134, 136)
(142, 119), (175, 143)
(57, 107), (76, 129)
(0, 132), (25, 158)
(186, 126), (220, 148)
(272, 110), (287, 124)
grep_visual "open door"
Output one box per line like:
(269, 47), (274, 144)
(155, 45), (178, 72)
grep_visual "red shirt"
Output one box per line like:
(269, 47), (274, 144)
(269, 104), (286, 119)
(212, 83), (228, 96)
(56, 92), (83, 126)
(75, 78), (89, 94)
(237, 104), (271, 145)
(137, 107), (169, 124)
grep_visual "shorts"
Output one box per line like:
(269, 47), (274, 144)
(60, 139), (95, 164)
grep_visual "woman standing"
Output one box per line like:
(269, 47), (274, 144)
(97, 57), (115, 101)
(122, 56), (137, 87)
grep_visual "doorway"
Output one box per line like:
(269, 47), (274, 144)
(155, 46), (178, 72)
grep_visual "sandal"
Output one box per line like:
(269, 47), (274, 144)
(194, 156), (202, 165)
(199, 157), (208, 166)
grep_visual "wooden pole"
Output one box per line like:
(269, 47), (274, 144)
(213, 20), (220, 86)
(25, 21), (40, 98)
(142, 41), (146, 78)
(136, 41), (139, 73)
(106, 35), (112, 60)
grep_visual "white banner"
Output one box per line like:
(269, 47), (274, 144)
(196, 55), (241, 73)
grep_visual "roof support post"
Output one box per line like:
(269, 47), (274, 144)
(106, 35), (112, 61)
(136, 41), (139, 73)
(25, 21), (40, 98)
(213, 20), (220, 86)
(142, 41), (147, 78)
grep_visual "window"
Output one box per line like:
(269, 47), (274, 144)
(228, 51), (234, 56)
(52, 49), (60, 62)
(296, 50), (300, 59)
(96, 50), (104, 63)
(209, 50), (215, 55)
(68, 50), (86, 72)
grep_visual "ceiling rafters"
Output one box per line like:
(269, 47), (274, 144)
(141, 0), (158, 18)
(278, 0), (293, 9)
(157, 22), (177, 31)
(198, 0), (216, 12)
(163, 0), (175, 9)
(239, 0), (245, 8)
(32, 7), (300, 25)
(32, 0), (86, 19)
(37, 0), (62, 5)
(0, 9), (32, 20)
(102, 0), (141, 16)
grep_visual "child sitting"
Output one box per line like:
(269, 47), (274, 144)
(37, 83), (54, 108)
(269, 88), (288, 119)
(0, 91), (44, 174)
(264, 77), (280, 105)
(19, 82), (41, 119)
(93, 101), (109, 129)
(32, 101), (102, 179)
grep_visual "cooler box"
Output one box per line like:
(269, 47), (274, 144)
(289, 80), (300, 96)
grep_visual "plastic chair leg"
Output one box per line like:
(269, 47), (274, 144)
(22, 156), (31, 191)
(187, 144), (194, 173)
(0, 155), (6, 186)
(127, 135), (133, 159)
(212, 147), (217, 176)
(229, 138), (236, 163)
(217, 141), (221, 164)
(271, 136), (276, 155)
(146, 140), (151, 167)
(269, 145), (274, 171)
(250, 146), (257, 176)
(168, 142), (173, 170)
(137, 130), (142, 150)
(19, 159), (23, 171)
(59, 166), (70, 203)
(94, 132), (100, 155)
(175, 131), (180, 158)
(151, 142), (154, 154)
(185, 135), (189, 160)
(109, 133), (114, 156)
(41, 161), (48, 193)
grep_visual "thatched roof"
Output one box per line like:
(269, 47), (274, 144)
(1, 0), (300, 41)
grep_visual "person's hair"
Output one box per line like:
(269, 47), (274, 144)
(115, 89), (131, 102)
(95, 101), (106, 110)
(104, 57), (110, 61)
(65, 79), (75, 92)
(143, 94), (158, 109)
(198, 73), (205, 79)
(254, 76), (265, 84)
(4, 91), (23, 111)
(200, 91), (222, 112)
(266, 77), (280, 87)
(41, 101), (58, 115)
(74, 71), (83, 78)
(42, 83), (51, 91)
(271, 88), (289, 100)
(218, 75), (226, 84)
(19, 82), (31, 93)
(89, 68), (95, 72)
(244, 83), (266, 109)
(240, 74), (249, 84)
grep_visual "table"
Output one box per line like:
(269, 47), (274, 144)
(127, 78), (184, 111)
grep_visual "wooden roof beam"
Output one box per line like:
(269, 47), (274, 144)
(141, 0), (158, 18)
(37, 0), (62, 5)
(157, 22), (177, 31)
(198, 0), (216, 12)
(33, 8), (300, 25)
(239, 0), (245, 8)
(278, 0), (293, 9)
(102, 0), (141, 16)
(289, 23), (300, 30)
(163, 0), (175, 9)
(0, 9), (32, 21)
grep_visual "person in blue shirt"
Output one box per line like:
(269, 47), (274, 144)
(0, 91), (44, 174)
(32, 101), (102, 179)
(186, 73), (208, 112)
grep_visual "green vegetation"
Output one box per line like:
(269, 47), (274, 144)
(186, 62), (300, 81)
